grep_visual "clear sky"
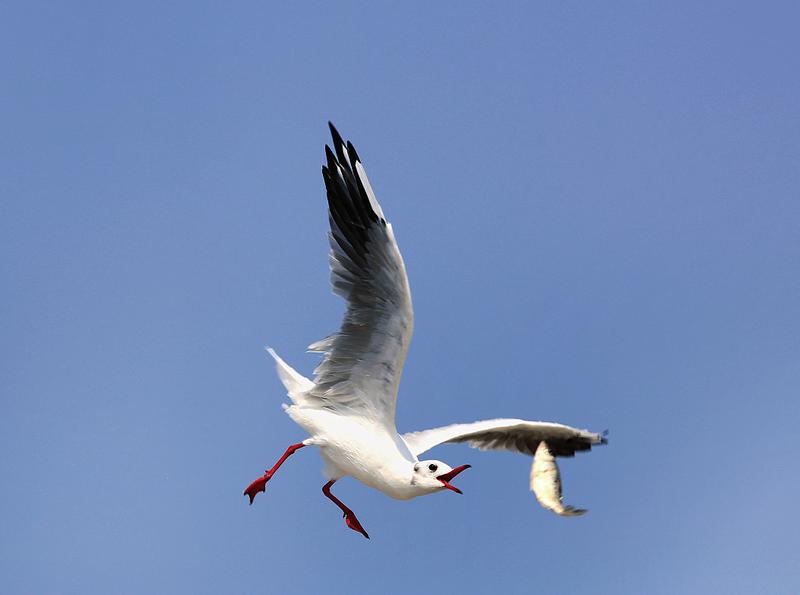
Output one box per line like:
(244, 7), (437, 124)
(2, 2), (799, 594)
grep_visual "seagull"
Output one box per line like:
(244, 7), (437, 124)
(244, 123), (607, 538)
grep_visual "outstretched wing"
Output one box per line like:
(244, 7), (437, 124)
(404, 419), (605, 516)
(304, 123), (414, 429)
(402, 418), (606, 458)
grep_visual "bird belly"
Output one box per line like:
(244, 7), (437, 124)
(321, 432), (414, 497)
(287, 407), (415, 498)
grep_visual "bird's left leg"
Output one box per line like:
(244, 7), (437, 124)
(322, 480), (369, 539)
(243, 442), (306, 505)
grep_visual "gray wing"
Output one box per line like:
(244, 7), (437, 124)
(402, 418), (606, 458)
(305, 123), (414, 429)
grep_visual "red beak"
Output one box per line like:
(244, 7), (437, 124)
(436, 464), (471, 494)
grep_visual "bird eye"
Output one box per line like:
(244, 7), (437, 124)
(428, 464), (438, 472)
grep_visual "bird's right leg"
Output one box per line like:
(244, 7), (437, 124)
(322, 480), (370, 539)
(243, 442), (305, 505)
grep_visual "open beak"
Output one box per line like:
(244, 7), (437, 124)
(436, 464), (471, 494)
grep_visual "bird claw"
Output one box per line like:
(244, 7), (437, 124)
(343, 510), (370, 539)
(243, 471), (273, 505)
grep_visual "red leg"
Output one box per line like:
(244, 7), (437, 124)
(322, 480), (369, 539)
(243, 442), (305, 505)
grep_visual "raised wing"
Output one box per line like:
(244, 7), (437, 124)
(304, 123), (414, 429)
(403, 418), (606, 458)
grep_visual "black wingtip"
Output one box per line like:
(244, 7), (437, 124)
(328, 122), (355, 169)
(324, 144), (338, 171)
(328, 121), (344, 146)
(346, 140), (361, 164)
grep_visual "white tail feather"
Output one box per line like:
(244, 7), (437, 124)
(266, 347), (314, 404)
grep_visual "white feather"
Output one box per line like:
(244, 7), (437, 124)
(266, 347), (314, 404)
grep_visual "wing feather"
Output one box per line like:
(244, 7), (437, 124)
(303, 124), (414, 428)
(403, 418), (606, 458)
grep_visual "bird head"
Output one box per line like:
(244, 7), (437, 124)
(411, 460), (471, 494)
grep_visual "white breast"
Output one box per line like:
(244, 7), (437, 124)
(286, 404), (419, 499)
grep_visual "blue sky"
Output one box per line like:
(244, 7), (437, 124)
(2, 2), (799, 593)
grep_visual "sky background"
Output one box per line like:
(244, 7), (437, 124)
(2, 2), (799, 594)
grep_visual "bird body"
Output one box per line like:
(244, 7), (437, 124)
(269, 348), (430, 500)
(286, 404), (421, 500)
(244, 124), (606, 538)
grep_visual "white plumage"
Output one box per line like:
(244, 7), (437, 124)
(244, 124), (606, 538)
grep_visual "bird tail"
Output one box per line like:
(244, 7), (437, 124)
(265, 347), (315, 405)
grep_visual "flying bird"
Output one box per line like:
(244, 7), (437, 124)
(244, 123), (606, 538)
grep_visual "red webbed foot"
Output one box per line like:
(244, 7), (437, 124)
(243, 471), (273, 505)
(244, 443), (306, 505)
(322, 479), (369, 539)
(342, 509), (370, 539)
